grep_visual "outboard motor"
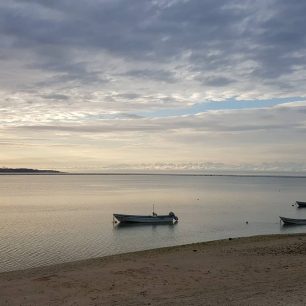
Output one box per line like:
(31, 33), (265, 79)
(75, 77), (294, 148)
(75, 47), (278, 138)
(169, 211), (178, 221)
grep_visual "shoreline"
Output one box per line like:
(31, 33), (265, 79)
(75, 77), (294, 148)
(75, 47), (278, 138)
(1, 233), (305, 275)
(2, 233), (306, 305)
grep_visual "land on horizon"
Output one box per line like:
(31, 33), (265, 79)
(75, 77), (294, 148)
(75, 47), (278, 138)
(0, 167), (62, 174)
(1, 167), (306, 178)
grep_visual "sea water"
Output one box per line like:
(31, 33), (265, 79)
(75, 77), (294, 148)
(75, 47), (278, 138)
(0, 174), (306, 272)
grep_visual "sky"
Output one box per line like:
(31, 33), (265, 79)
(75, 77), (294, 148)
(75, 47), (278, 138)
(1, 0), (306, 173)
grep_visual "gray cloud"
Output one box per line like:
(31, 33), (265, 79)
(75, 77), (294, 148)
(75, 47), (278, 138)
(10, 103), (306, 134)
(1, 0), (306, 172)
(98, 161), (306, 174)
(42, 94), (70, 100)
(1, 0), (306, 95)
(199, 76), (236, 87)
(120, 69), (177, 83)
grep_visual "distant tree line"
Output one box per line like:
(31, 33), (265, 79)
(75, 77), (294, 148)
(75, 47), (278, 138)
(0, 167), (61, 173)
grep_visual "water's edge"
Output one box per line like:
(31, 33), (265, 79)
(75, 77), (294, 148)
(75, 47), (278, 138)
(2, 233), (306, 275)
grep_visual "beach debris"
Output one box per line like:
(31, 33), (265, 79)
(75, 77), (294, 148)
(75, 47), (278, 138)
(193, 249), (198, 252)
(246, 221), (249, 224)
(229, 238), (233, 240)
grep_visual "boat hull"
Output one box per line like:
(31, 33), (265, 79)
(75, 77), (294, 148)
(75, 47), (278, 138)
(296, 201), (306, 207)
(113, 214), (177, 224)
(280, 216), (306, 225)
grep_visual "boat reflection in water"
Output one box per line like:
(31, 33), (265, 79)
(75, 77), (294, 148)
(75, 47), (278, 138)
(113, 221), (179, 230)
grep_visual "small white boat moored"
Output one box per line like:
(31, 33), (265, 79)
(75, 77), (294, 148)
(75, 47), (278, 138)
(280, 216), (306, 225)
(296, 201), (306, 208)
(113, 211), (178, 224)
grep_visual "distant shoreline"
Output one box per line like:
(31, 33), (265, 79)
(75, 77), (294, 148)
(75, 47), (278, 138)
(0, 172), (305, 178)
(0, 168), (62, 174)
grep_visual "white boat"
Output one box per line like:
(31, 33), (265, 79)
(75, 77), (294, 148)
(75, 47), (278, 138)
(280, 216), (306, 225)
(296, 201), (306, 207)
(113, 211), (178, 224)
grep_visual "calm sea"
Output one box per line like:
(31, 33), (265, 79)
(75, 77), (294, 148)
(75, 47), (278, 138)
(1, 174), (306, 272)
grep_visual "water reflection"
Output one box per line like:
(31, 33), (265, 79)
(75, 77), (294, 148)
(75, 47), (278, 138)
(1, 174), (306, 272)
(280, 223), (306, 230)
(113, 222), (178, 230)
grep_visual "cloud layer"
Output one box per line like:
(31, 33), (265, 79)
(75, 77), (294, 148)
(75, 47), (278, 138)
(1, 0), (306, 172)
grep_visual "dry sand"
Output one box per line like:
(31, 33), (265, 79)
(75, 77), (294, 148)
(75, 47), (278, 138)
(1, 234), (306, 305)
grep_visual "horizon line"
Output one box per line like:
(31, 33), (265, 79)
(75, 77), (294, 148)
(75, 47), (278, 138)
(1, 172), (306, 178)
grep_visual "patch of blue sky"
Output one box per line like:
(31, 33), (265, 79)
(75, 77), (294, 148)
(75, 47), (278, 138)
(137, 97), (303, 118)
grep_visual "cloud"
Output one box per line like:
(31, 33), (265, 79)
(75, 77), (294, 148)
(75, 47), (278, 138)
(1, 102), (303, 169)
(1, 0), (306, 97)
(42, 94), (70, 100)
(199, 76), (237, 87)
(1, 0), (306, 171)
(120, 68), (177, 83)
(6, 101), (306, 135)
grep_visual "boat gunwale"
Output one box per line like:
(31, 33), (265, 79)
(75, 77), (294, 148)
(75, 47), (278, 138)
(113, 213), (175, 219)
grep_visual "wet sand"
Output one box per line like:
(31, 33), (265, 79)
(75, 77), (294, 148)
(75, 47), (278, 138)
(1, 234), (306, 305)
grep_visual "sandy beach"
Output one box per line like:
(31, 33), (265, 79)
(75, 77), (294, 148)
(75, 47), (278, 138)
(1, 234), (306, 305)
